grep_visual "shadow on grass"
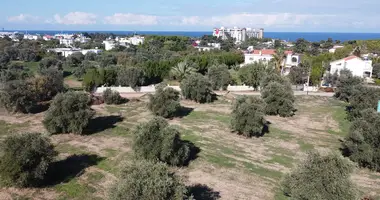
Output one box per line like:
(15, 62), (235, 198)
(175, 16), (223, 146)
(63, 70), (72, 78)
(84, 115), (124, 135)
(29, 102), (50, 114)
(176, 107), (194, 118)
(259, 120), (271, 137)
(187, 184), (221, 200)
(183, 140), (201, 167)
(43, 154), (104, 186)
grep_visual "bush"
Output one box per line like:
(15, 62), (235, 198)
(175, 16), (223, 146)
(261, 81), (295, 117)
(148, 87), (181, 118)
(0, 80), (37, 113)
(109, 160), (188, 200)
(102, 89), (124, 105)
(208, 64), (232, 90)
(43, 91), (94, 134)
(346, 85), (380, 120)
(334, 69), (362, 102)
(341, 109), (380, 171)
(231, 96), (266, 137)
(180, 73), (214, 103)
(238, 62), (266, 90)
(0, 133), (57, 187)
(282, 151), (358, 200)
(133, 117), (190, 166)
(116, 67), (144, 88)
(260, 73), (287, 90)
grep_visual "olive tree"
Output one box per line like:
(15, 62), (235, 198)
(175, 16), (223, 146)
(43, 91), (94, 134)
(180, 73), (214, 103)
(109, 160), (188, 200)
(231, 96), (266, 137)
(133, 117), (191, 166)
(0, 80), (37, 113)
(102, 88), (124, 105)
(261, 81), (295, 117)
(346, 85), (380, 121)
(148, 87), (181, 118)
(0, 133), (57, 187)
(342, 109), (380, 171)
(282, 152), (358, 200)
(334, 69), (362, 102)
(208, 64), (232, 90)
(116, 67), (144, 88)
(238, 62), (266, 90)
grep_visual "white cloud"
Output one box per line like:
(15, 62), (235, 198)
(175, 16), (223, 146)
(104, 13), (158, 25)
(179, 13), (335, 27)
(53, 12), (97, 25)
(7, 14), (40, 23)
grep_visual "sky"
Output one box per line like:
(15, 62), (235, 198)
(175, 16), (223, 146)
(1, 0), (379, 32)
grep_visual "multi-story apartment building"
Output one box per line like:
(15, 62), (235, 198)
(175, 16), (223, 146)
(213, 27), (264, 43)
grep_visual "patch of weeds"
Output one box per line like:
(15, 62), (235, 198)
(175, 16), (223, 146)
(204, 153), (236, 168)
(55, 179), (97, 199)
(265, 155), (294, 168)
(243, 161), (283, 181)
(330, 106), (350, 137)
(274, 188), (288, 200)
(110, 126), (130, 137)
(0, 120), (29, 136)
(265, 128), (294, 141)
(87, 171), (105, 183)
(297, 140), (314, 152)
(103, 148), (118, 157)
(56, 144), (89, 155)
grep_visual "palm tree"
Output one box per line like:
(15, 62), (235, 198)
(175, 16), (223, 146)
(170, 60), (197, 81)
(272, 49), (287, 74)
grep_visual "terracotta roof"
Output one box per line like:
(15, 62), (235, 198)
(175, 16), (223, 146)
(344, 55), (359, 61)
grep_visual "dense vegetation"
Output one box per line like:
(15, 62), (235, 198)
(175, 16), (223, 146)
(148, 86), (181, 118)
(231, 96), (266, 137)
(0, 133), (57, 187)
(282, 152), (358, 200)
(133, 117), (191, 166)
(102, 88), (124, 105)
(180, 73), (215, 103)
(43, 91), (94, 134)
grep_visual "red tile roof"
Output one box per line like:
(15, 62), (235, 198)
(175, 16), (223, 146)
(344, 55), (359, 61)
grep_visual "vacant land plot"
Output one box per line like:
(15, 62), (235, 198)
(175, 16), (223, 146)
(0, 96), (379, 199)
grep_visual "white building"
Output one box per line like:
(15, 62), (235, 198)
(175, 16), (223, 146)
(328, 45), (344, 53)
(213, 27), (264, 43)
(243, 49), (300, 75)
(103, 40), (116, 51)
(59, 38), (74, 46)
(47, 48), (102, 57)
(23, 34), (41, 40)
(329, 55), (372, 78)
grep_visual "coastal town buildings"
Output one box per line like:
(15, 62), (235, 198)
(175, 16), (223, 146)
(243, 49), (301, 75)
(103, 35), (145, 51)
(46, 48), (102, 57)
(328, 45), (344, 53)
(329, 55), (373, 78)
(213, 27), (264, 43)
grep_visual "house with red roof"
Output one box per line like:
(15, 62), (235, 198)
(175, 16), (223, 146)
(329, 55), (372, 78)
(243, 49), (301, 75)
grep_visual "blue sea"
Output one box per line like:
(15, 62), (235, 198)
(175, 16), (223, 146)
(5, 30), (380, 42)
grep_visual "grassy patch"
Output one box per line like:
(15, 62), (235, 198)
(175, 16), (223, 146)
(298, 140), (314, 152)
(0, 120), (30, 136)
(55, 144), (89, 155)
(55, 179), (97, 200)
(24, 61), (40, 75)
(265, 128), (294, 141)
(243, 161), (283, 180)
(204, 153), (236, 168)
(265, 155), (294, 168)
(330, 106), (350, 136)
(182, 111), (230, 125)
(86, 171), (105, 183)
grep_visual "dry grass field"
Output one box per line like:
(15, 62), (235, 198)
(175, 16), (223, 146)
(0, 95), (379, 200)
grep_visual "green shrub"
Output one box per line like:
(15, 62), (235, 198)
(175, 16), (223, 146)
(102, 89), (124, 105)
(133, 117), (190, 166)
(238, 62), (266, 90)
(346, 85), (380, 120)
(231, 96), (266, 137)
(43, 91), (94, 134)
(148, 87), (181, 118)
(0, 80), (37, 113)
(342, 109), (380, 171)
(334, 69), (362, 102)
(180, 73), (214, 103)
(208, 64), (232, 90)
(0, 133), (57, 187)
(282, 151), (358, 200)
(109, 160), (188, 200)
(261, 81), (295, 117)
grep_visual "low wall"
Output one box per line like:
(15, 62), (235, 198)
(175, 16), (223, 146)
(227, 85), (257, 92)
